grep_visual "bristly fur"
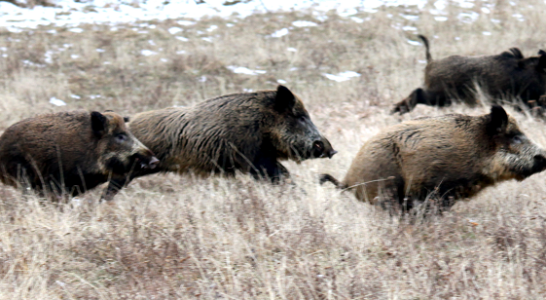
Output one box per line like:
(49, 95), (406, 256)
(129, 86), (335, 183)
(325, 106), (546, 212)
(392, 35), (546, 115)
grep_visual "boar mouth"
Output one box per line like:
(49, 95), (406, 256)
(135, 155), (160, 170)
(512, 158), (546, 181)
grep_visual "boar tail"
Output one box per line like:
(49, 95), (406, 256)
(417, 34), (432, 63)
(319, 173), (347, 189)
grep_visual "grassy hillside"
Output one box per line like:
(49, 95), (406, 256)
(1, 0), (546, 298)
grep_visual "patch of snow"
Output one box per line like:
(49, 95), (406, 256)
(227, 66), (266, 75)
(207, 25), (218, 32)
(0, 0), (492, 31)
(458, 12), (479, 23)
(512, 13), (525, 22)
(351, 17), (364, 23)
(141, 50), (157, 56)
(96, 48), (105, 53)
(287, 47), (297, 52)
(201, 37), (212, 43)
(70, 94), (81, 99)
(482, 31), (491, 36)
(402, 26), (417, 31)
(322, 71), (360, 82)
(400, 14), (419, 21)
(176, 36), (189, 42)
(407, 39), (421, 46)
(292, 20), (318, 27)
(49, 97), (66, 106)
(68, 27), (84, 33)
(277, 79), (287, 84)
(178, 20), (196, 26)
(71, 54), (79, 59)
(270, 28), (289, 38)
(44, 50), (54, 64)
(168, 27), (182, 34)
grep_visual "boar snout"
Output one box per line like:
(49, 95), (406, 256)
(313, 140), (337, 159)
(533, 154), (546, 172)
(133, 149), (160, 170)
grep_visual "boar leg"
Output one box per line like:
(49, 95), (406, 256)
(250, 156), (290, 183)
(391, 88), (427, 115)
(100, 177), (129, 202)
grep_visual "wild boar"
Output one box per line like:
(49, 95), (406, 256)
(0, 110), (159, 201)
(321, 106), (546, 211)
(127, 85), (336, 184)
(392, 35), (546, 115)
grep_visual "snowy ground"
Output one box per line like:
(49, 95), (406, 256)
(0, 0), (504, 31)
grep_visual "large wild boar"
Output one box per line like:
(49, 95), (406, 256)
(0, 110), (159, 201)
(127, 85), (336, 184)
(321, 106), (546, 211)
(392, 35), (546, 115)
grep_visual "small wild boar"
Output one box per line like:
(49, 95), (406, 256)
(321, 106), (546, 211)
(128, 85), (336, 183)
(392, 35), (546, 115)
(0, 110), (159, 201)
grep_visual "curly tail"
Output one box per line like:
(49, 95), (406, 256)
(319, 173), (348, 189)
(417, 34), (432, 63)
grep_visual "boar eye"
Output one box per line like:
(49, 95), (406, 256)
(298, 115), (307, 122)
(115, 133), (128, 143)
(512, 135), (522, 144)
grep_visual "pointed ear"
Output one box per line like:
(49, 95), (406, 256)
(537, 53), (546, 73)
(510, 47), (523, 59)
(486, 105), (508, 135)
(274, 85), (296, 112)
(91, 111), (109, 137)
(538, 50), (546, 56)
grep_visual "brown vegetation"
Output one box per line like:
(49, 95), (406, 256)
(1, 0), (546, 298)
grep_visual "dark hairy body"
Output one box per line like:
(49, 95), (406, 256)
(125, 85), (336, 186)
(392, 35), (546, 115)
(0, 110), (158, 200)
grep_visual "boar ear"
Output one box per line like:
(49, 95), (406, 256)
(537, 53), (546, 73)
(91, 111), (109, 136)
(123, 116), (130, 123)
(538, 50), (546, 56)
(509, 47), (523, 59)
(274, 85), (296, 112)
(487, 105), (508, 135)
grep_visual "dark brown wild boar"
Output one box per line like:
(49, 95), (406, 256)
(0, 110), (159, 201)
(321, 106), (546, 212)
(127, 85), (336, 184)
(392, 35), (546, 115)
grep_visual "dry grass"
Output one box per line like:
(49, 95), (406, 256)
(1, 0), (546, 298)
